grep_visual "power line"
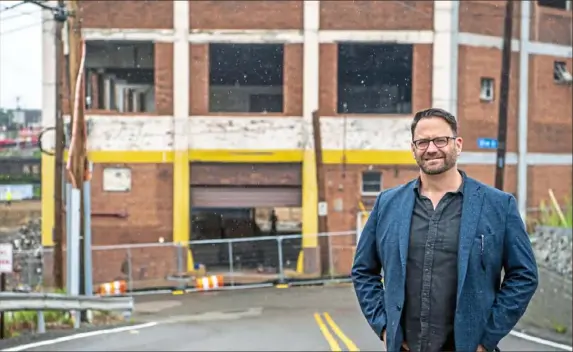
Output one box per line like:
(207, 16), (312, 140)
(0, 8), (41, 22)
(0, 1), (26, 13)
(0, 18), (49, 36)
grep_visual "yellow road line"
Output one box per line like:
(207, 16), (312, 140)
(323, 312), (360, 352)
(314, 313), (342, 351)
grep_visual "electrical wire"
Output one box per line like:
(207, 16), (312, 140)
(37, 127), (55, 156)
(0, 18), (50, 36)
(0, 1), (26, 13)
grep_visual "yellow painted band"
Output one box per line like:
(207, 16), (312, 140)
(61, 149), (415, 164)
(41, 154), (55, 246)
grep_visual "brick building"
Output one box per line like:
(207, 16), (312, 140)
(40, 1), (572, 284)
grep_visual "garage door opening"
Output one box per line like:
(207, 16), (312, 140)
(191, 205), (302, 276)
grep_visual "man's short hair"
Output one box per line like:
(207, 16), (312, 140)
(410, 108), (458, 139)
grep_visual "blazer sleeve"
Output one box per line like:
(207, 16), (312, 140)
(480, 195), (539, 351)
(351, 194), (386, 340)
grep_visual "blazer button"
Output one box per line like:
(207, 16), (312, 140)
(396, 304), (402, 311)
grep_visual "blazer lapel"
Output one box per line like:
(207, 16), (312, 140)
(398, 181), (416, 273)
(456, 178), (484, 303)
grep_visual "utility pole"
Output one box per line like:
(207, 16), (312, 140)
(312, 111), (329, 275)
(494, 0), (514, 190)
(65, 0), (88, 325)
(52, 0), (66, 290)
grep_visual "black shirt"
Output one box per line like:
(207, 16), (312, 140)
(401, 176), (464, 352)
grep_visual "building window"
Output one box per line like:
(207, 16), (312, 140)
(84, 41), (155, 113)
(554, 61), (573, 84)
(361, 171), (382, 195)
(209, 44), (284, 113)
(338, 43), (413, 114)
(538, 0), (569, 10)
(480, 77), (495, 102)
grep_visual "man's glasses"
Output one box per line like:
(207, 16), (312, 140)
(412, 136), (456, 150)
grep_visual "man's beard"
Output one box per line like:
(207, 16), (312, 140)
(415, 150), (457, 175)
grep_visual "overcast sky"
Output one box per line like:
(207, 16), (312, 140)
(0, 1), (43, 110)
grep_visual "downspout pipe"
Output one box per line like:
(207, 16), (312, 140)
(518, 1), (531, 221)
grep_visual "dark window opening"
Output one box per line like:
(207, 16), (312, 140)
(209, 44), (284, 113)
(361, 171), (382, 194)
(338, 43), (413, 114)
(84, 41), (155, 113)
(538, 0), (568, 10)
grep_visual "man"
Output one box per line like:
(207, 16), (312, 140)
(351, 108), (538, 352)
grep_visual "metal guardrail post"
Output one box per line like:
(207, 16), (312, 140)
(228, 242), (235, 286)
(176, 244), (183, 274)
(127, 247), (133, 293)
(328, 234), (334, 280)
(37, 310), (45, 333)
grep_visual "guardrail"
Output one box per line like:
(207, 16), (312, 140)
(0, 293), (134, 337)
(0, 293), (134, 312)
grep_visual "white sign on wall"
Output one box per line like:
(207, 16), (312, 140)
(0, 243), (13, 273)
(103, 167), (132, 192)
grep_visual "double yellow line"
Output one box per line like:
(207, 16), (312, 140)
(314, 312), (360, 351)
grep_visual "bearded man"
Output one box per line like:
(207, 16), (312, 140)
(351, 108), (538, 352)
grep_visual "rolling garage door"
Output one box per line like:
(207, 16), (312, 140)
(191, 187), (302, 208)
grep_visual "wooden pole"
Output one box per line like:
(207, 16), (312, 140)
(312, 111), (330, 275)
(494, 0), (514, 190)
(52, 0), (66, 290)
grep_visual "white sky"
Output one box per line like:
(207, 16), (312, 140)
(0, 1), (43, 110)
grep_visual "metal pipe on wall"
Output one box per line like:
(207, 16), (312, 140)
(83, 162), (93, 296)
(518, 1), (532, 221)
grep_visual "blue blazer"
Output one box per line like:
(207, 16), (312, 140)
(351, 175), (538, 352)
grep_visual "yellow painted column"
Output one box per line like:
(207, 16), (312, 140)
(172, 0), (193, 271)
(41, 154), (55, 246)
(40, 11), (56, 247)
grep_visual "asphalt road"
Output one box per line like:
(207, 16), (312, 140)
(10, 285), (572, 351)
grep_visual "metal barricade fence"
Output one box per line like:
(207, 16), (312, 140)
(31, 231), (358, 294)
(5, 248), (44, 292)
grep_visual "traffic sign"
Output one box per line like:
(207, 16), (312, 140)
(0, 243), (13, 273)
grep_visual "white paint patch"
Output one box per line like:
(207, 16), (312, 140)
(71, 115), (174, 151)
(1, 322), (158, 352)
(189, 116), (303, 150)
(509, 330), (573, 351)
(320, 117), (411, 150)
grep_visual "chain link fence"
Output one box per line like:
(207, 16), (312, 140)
(20, 231), (356, 294)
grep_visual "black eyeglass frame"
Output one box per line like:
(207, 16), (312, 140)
(412, 136), (457, 150)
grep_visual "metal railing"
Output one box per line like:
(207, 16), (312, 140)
(28, 231), (358, 294)
(0, 292), (134, 335)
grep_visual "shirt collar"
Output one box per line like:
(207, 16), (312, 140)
(414, 170), (466, 196)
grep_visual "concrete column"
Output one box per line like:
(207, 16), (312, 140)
(432, 1), (459, 117)
(172, 1), (193, 270)
(299, 0), (320, 274)
(41, 2), (57, 246)
(518, 1), (532, 220)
